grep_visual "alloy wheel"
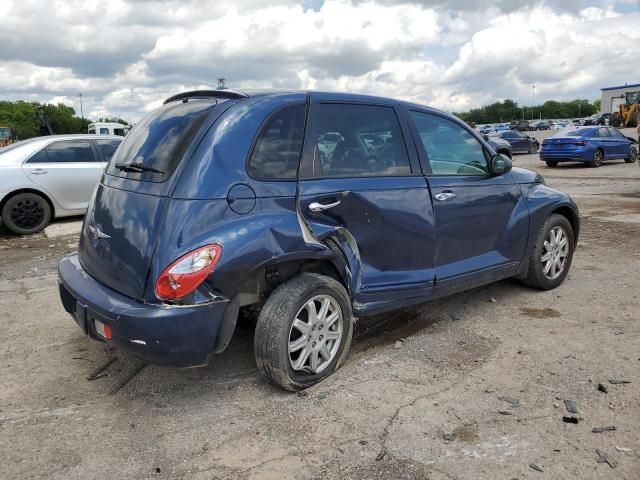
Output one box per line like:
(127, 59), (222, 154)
(288, 294), (343, 374)
(541, 226), (569, 280)
(10, 198), (45, 230)
(593, 150), (603, 167)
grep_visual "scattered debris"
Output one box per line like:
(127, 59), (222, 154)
(297, 390), (308, 397)
(615, 446), (631, 454)
(109, 362), (147, 395)
(608, 379), (630, 385)
(375, 449), (387, 461)
(393, 340), (404, 349)
(87, 357), (118, 381)
(595, 449), (617, 468)
(529, 463), (544, 472)
(597, 383), (608, 394)
(358, 440), (368, 446)
(499, 396), (520, 407)
(592, 426), (616, 433)
(484, 388), (495, 393)
(562, 416), (579, 424)
(498, 410), (512, 416)
(564, 400), (579, 413)
(490, 297), (497, 303)
(443, 433), (456, 442)
(553, 403), (560, 408)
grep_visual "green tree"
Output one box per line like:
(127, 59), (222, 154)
(454, 98), (601, 124)
(0, 100), (93, 139)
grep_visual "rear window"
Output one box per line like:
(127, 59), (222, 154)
(565, 129), (590, 137)
(95, 139), (122, 162)
(106, 99), (217, 181)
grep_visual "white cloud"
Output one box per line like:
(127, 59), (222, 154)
(0, 0), (638, 121)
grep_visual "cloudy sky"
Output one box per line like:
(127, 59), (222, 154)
(1, 0), (638, 121)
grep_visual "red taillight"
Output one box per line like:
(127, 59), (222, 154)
(571, 141), (586, 146)
(103, 323), (113, 340)
(155, 244), (222, 300)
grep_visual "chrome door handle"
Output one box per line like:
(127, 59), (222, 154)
(309, 200), (341, 212)
(30, 168), (48, 175)
(434, 192), (456, 201)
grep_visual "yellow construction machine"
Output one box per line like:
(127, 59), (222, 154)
(612, 91), (640, 127)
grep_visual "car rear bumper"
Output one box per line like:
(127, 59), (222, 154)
(540, 151), (589, 162)
(58, 253), (229, 367)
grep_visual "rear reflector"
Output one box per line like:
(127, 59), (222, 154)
(94, 320), (112, 340)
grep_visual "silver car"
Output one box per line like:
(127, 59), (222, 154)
(0, 134), (122, 234)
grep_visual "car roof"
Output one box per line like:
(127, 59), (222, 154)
(164, 89), (452, 114)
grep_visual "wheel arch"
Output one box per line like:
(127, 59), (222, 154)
(550, 205), (580, 245)
(0, 188), (57, 219)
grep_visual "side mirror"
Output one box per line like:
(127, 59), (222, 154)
(490, 153), (512, 176)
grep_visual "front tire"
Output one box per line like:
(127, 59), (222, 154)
(589, 149), (604, 168)
(254, 273), (354, 391)
(1, 192), (52, 235)
(521, 214), (575, 290)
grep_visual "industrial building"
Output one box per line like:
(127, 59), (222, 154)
(600, 83), (640, 114)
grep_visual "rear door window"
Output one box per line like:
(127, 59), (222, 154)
(315, 103), (411, 177)
(95, 139), (122, 162)
(106, 99), (217, 182)
(28, 140), (96, 163)
(597, 128), (610, 138)
(247, 104), (305, 180)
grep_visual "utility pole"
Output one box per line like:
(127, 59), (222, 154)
(78, 93), (84, 120)
(217, 78), (227, 90)
(531, 84), (536, 120)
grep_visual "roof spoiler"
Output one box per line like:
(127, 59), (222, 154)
(163, 90), (249, 104)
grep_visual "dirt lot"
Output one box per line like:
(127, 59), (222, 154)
(1, 129), (639, 479)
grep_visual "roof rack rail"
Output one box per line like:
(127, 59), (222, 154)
(163, 90), (249, 104)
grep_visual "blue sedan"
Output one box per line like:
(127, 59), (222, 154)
(540, 127), (638, 168)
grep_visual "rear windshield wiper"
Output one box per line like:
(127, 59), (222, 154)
(114, 162), (165, 174)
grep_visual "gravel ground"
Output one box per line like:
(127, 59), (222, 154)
(1, 128), (638, 479)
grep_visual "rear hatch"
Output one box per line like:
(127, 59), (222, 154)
(78, 97), (226, 301)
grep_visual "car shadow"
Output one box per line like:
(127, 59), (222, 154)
(81, 278), (534, 400)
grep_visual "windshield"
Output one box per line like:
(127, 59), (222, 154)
(106, 98), (217, 182)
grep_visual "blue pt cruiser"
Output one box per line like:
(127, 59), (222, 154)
(58, 90), (579, 390)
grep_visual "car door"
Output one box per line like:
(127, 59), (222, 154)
(596, 127), (615, 159)
(297, 96), (436, 309)
(406, 109), (528, 292)
(607, 127), (628, 158)
(513, 131), (531, 152)
(21, 139), (103, 211)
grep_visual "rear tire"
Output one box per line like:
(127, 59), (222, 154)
(1, 192), (52, 235)
(624, 146), (637, 163)
(546, 161), (558, 168)
(521, 214), (575, 290)
(589, 149), (604, 168)
(254, 273), (353, 391)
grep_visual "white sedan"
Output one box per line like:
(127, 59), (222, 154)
(0, 134), (122, 234)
